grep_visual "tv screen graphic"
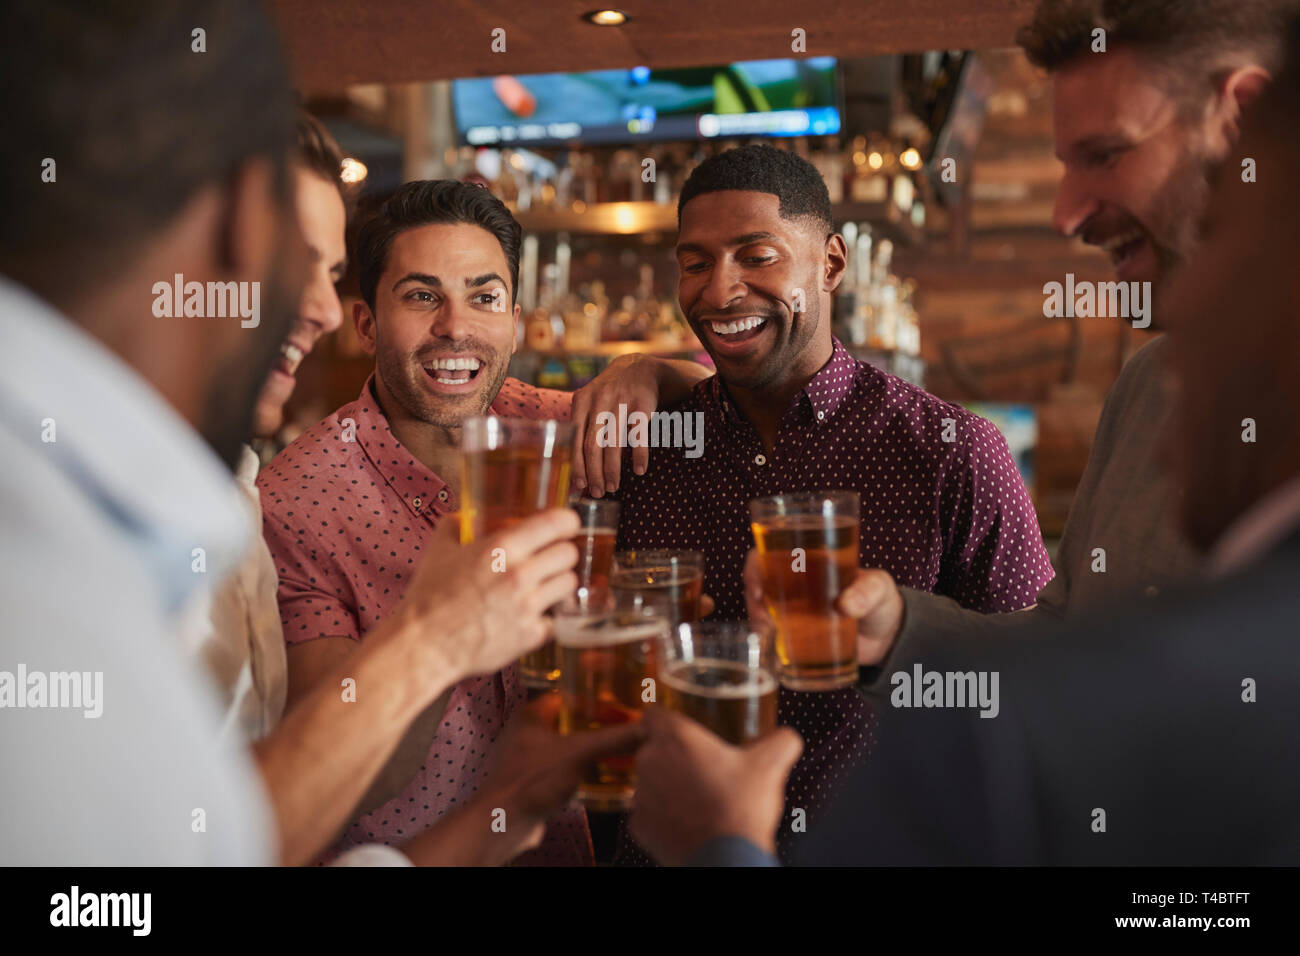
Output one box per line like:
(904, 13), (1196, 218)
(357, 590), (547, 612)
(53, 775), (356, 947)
(454, 58), (841, 147)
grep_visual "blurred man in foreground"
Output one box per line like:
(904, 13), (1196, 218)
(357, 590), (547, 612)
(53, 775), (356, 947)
(631, 21), (1300, 864)
(0, 1), (632, 867)
(0, 0), (301, 863)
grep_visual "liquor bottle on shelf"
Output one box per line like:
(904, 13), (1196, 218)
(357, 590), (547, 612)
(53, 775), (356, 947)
(497, 150), (521, 209)
(525, 263), (563, 352)
(897, 279), (921, 357)
(864, 239), (896, 350)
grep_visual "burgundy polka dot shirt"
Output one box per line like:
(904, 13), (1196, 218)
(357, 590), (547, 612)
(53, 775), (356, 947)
(257, 374), (580, 864)
(612, 338), (1053, 863)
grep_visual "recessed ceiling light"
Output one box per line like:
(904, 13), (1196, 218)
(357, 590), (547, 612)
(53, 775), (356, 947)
(583, 9), (630, 26)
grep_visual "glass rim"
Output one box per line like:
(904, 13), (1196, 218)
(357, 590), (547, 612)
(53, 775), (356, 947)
(553, 608), (669, 648)
(613, 548), (704, 568)
(568, 495), (621, 522)
(660, 620), (778, 686)
(749, 489), (860, 518)
(459, 414), (575, 452)
(667, 619), (774, 642)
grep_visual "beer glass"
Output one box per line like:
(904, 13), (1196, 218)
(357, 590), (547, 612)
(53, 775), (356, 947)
(571, 497), (619, 596)
(555, 605), (668, 810)
(661, 621), (778, 745)
(750, 491), (860, 690)
(459, 416), (575, 688)
(610, 549), (704, 629)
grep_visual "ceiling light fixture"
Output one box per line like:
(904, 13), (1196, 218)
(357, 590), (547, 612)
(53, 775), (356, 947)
(583, 9), (630, 26)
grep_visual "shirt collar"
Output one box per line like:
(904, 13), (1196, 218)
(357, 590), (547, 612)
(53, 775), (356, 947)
(1207, 473), (1300, 577)
(0, 277), (252, 618)
(705, 336), (858, 429)
(348, 373), (454, 520)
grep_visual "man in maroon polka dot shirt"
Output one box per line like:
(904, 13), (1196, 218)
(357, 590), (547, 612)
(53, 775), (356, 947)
(610, 145), (1054, 862)
(258, 180), (707, 864)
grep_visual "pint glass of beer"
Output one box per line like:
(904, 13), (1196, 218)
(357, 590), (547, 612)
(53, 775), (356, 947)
(750, 491), (860, 691)
(459, 416), (575, 689)
(571, 497), (619, 596)
(555, 606), (667, 810)
(661, 621), (778, 745)
(610, 550), (704, 629)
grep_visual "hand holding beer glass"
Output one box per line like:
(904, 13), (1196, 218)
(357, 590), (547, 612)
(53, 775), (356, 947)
(555, 601), (667, 810)
(459, 416), (575, 688)
(750, 491), (860, 690)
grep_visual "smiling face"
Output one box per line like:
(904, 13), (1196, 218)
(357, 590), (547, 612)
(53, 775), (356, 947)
(252, 165), (347, 438)
(356, 221), (518, 429)
(1051, 49), (1217, 296)
(676, 190), (844, 393)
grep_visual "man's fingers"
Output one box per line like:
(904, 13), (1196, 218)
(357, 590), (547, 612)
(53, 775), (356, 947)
(530, 571), (581, 619)
(631, 434), (649, 476)
(490, 508), (581, 559)
(515, 539), (580, 589)
(836, 568), (892, 618)
(570, 391), (590, 492)
(602, 434), (622, 494)
(554, 721), (646, 768)
(581, 409), (606, 498)
(746, 727), (804, 775)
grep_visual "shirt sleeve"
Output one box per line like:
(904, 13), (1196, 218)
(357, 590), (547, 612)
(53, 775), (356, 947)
(687, 835), (781, 867)
(491, 376), (573, 422)
(259, 484), (362, 646)
(936, 414), (1055, 614)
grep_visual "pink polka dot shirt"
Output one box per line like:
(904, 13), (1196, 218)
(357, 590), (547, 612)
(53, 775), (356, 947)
(257, 374), (580, 864)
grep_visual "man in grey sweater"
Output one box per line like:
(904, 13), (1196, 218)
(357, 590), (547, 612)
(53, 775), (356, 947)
(789, 0), (1291, 665)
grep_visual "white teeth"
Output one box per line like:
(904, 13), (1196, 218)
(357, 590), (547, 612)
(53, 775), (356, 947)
(1099, 230), (1143, 253)
(710, 316), (767, 336)
(279, 342), (304, 373)
(424, 357), (481, 371)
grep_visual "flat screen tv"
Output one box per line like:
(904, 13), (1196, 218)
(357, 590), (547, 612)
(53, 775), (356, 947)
(453, 58), (841, 147)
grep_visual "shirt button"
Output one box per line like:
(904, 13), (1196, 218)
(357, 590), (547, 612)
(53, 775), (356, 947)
(816, 410), (825, 421)
(1144, 585), (1158, 598)
(754, 454), (767, 466)
(437, 489), (449, 502)
(412, 497), (422, 511)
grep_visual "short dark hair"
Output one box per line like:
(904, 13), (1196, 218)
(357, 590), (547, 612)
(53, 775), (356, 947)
(1017, 0), (1300, 111)
(355, 180), (523, 310)
(295, 111), (353, 214)
(678, 145), (835, 237)
(0, 0), (294, 303)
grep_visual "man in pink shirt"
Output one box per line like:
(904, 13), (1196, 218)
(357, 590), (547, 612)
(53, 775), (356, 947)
(259, 179), (708, 863)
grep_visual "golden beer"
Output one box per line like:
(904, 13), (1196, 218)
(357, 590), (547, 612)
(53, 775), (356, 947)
(571, 498), (619, 594)
(662, 661), (778, 745)
(555, 610), (667, 810)
(660, 621), (777, 744)
(610, 550), (704, 629)
(459, 417), (574, 689)
(750, 492), (861, 690)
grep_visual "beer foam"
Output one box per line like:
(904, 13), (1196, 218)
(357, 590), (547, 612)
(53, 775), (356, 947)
(661, 659), (778, 697)
(554, 615), (667, 648)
